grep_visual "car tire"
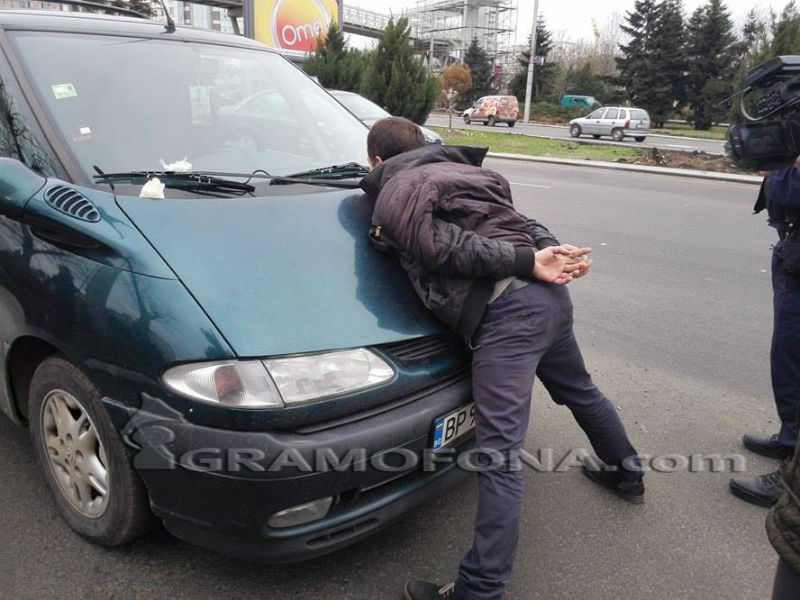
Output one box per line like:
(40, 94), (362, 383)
(592, 134), (601, 139)
(29, 356), (154, 546)
(612, 128), (625, 141)
(635, 136), (646, 142)
(508, 121), (516, 128)
(463, 114), (471, 124)
(488, 116), (496, 127)
(570, 124), (582, 138)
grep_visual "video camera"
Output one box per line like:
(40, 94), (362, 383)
(728, 56), (800, 171)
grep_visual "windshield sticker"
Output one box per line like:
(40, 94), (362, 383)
(51, 83), (77, 100)
(73, 126), (92, 143)
(189, 86), (212, 126)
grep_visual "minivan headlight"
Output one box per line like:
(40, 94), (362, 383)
(162, 348), (394, 408)
(263, 348), (394, 405)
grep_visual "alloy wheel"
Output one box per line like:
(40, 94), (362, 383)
(40, 389), (110, 518)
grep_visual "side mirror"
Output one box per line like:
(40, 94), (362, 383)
(0, 157), (46, 221)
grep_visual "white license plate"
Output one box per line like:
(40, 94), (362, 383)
(636, 123), (645, 129)
(432, 403), (476, 451)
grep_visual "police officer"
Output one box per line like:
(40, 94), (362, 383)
(730, 157), (800, 507)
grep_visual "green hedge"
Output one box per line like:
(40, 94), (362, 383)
(529, 102), (589, 121)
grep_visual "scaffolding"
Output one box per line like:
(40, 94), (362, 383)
(409, 0), (518, 88)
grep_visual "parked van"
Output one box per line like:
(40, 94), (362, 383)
(462, 95), (519, 127)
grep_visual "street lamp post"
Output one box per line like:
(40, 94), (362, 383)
(522, 0), (539, 123)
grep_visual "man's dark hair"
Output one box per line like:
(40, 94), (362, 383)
(367, 117), (426, 162)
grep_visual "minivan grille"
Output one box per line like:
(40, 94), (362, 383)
(44, 186), (101, 223)
(381, 334), (461, 362)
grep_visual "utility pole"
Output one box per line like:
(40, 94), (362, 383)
(522, 0), (539, 123)
(461, 0), (468, 63)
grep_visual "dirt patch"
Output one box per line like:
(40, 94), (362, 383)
(621, 147), (751, 175)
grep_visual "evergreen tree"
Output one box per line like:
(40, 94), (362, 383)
(727, 9), (772, 122)
(685, 0), (737, 129)
(565, 63), (607, 99)
(771, 1), (800, 54)
(509, 17), (556, 101)
(362, 17), (440, 125)
(463, 38), (494, 107)
(654, 0), (687, 119)
(615, 0), (682, 126)
(302, 22), (365, 92)
(741, 8), (768, 54)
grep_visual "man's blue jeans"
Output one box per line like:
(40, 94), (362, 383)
(772, 240), (800, 450)
(454, 281), (641, 600)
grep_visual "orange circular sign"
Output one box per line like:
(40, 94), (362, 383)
(272, 0), (332, 52)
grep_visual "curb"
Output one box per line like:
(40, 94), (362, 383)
(486, 152), (763, 185)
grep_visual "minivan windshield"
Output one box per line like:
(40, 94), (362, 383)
(11, 32), (370, 181)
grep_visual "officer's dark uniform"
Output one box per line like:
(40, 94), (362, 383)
(756, 167), (800, 453)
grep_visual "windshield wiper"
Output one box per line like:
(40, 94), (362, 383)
(279, 162), (370, 181)
(93, 170), (256, 195)
(269, 162), (369, 188)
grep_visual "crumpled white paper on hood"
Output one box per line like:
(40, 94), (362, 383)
(140, 177), (165, 199)
(160, 157), (192, 172)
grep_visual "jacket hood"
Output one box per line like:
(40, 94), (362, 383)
(360, 144), (489, 197)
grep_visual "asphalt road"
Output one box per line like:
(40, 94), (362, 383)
(0, 161), (778, 599)
(425, 115), (727, 156)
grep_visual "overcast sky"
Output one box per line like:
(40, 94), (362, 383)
(347, 0), (792, 44)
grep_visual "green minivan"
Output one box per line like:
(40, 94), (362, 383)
(0, 8), (473, 562)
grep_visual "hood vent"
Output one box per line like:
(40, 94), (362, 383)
(381, 334), (462, 362)
(44, 186), (101, 223)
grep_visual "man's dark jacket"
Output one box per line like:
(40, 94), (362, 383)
(360, 144), (558, 341)
(767, 417), (800, 575)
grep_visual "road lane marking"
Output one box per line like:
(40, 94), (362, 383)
(510, 182), (552, 189)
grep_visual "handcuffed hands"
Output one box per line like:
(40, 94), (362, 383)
(533, 245), (593, 285)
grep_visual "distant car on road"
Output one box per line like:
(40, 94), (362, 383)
(328, 89), (442, 144)
(569, 107), (651, 142)
(462, 95), (519, 127)
(560, 94), (599, 108)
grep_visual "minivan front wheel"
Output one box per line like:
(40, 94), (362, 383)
(487, 116), (496, 127)
(29, 357), (153, 546)
(612, 128), (625, 141)
(570, 124), (582, 138)
(463, 114), (471, 124)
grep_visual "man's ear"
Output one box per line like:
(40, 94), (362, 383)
(370, 156), (384, 171)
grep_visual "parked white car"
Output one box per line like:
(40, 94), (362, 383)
(569, 107), (651, 142)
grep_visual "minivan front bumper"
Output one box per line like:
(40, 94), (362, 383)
(102, 374), (473, 562)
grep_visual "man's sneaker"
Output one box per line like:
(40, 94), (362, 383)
(729, 465), (786, 507)
(579, 455), (645, 504)
(403, 580), (461, 600)
(742, 433), (793, 460)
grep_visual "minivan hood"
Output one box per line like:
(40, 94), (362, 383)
(116, 189), (443, 357)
